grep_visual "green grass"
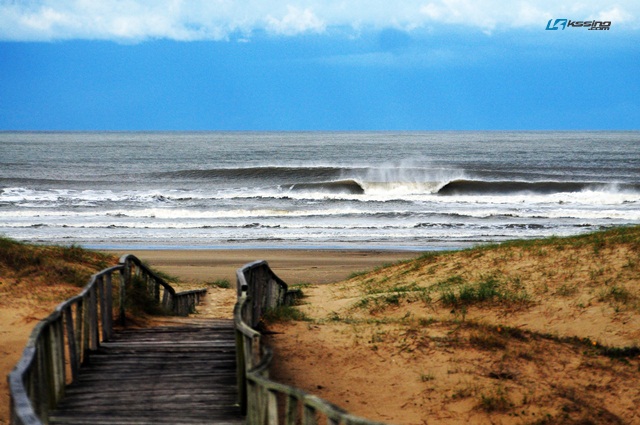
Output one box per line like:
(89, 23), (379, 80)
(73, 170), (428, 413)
(345, 226), (640, 314)
(348, 269), (370, 279)
(469, 225), (640, 254)
(0, 236), (45, 270)
(354, 270), (533, 314)
(438, 274), (530, 308)
(478, 388), (513, 413)
(263, 305), (309, 322)
(420, 372), (435, 382)
(206, 278), (231, 289)
(353, 284), (432, 314)
(0, 236), (115, 286)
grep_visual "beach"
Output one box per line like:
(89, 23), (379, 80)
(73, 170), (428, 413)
(1, 246), (416, 424)
(0, 247), (417, 424)
(106, 249), (422, 285)
(2, 132), (638, 251)
(3, 227), (640, 424)
(2, 131), (639, 423)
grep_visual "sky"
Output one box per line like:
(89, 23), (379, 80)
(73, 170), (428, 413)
(0, 1), (639, 131)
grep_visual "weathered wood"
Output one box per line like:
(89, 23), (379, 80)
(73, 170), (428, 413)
(267, 389), (279, 425)
(285, 394), (299, 425)
(235, 260), (390, 425)
(88, 284), (98, 351)
(36, 335), (49, 419)
(304, 404), (317, 425)
(63, 306), (79, 382)
(48, 415), (244, 425)
(104, 273), (114, 340)
(51, 316), (65, 404)
(9, 255), (212, 425)
(97, 276), (107, 342)
(119, 264), (127, 326)
(48, 320), (243, 425)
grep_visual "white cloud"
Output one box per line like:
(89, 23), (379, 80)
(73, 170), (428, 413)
(266, 6), (325, 35)
(595, 6), (633, 23)
(0, 0), (637, 41)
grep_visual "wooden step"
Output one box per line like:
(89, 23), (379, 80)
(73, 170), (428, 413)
(49, 319), (244, 425)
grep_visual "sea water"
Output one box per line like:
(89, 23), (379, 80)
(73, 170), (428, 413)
(1, 131), (638, 250)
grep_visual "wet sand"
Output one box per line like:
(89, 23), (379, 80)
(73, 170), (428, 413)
(104, 249), (422, 285)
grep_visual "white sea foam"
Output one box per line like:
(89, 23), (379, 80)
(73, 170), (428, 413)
(2, 131), (639, 248)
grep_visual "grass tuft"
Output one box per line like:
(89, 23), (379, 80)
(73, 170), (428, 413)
(263, 305), (309, 322)
(206, 278), (231, 289)
(439, 274), (530, 308)
(0, 237), (116, 287)
(478, 388), (513, 413)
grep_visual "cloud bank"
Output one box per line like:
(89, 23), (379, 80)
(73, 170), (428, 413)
(0, 0), (637, 41)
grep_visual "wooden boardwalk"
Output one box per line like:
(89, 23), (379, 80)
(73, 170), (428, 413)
(49, 318), (244, 425)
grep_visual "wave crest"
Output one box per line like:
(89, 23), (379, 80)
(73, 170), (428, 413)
(289, 179), (365, 194)
(437, 180), (640, 196)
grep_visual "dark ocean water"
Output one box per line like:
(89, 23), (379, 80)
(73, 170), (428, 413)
(1, 131), (638, 250)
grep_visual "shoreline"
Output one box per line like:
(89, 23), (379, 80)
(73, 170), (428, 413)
(91, 243), (462, 252)
(103, 248), (423, 285)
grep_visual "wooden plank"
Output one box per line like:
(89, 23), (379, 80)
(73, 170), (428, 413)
(49, 414), (244, 425)
(48, 319), (243, 425)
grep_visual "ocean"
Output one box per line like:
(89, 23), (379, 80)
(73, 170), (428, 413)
(1, 131), (638, 250)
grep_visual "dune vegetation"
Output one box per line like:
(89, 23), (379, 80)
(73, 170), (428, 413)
(0, 237), (116, 290)
(0, 238), (119, 423)
(267, 226), (640, 425)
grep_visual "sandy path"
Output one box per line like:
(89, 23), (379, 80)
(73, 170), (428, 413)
(1, 249), (417, 424)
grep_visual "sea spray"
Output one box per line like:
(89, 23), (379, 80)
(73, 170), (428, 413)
(1, 131), (638, 249)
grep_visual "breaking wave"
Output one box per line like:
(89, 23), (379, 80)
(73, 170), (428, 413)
(437, 180), (640, 196)
(282, 177), (640, 198)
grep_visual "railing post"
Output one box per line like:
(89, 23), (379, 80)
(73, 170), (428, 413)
(10, 254), (212, 425)
(286, 394), (299, 425)
(97, 275), (108, 342)
(63, 306), (79, 382)
(154, 280), (160, 304)
(119, 260), (129, 326)
(52, 316), (66, 405)
(104, 272), (114, 341)
(75, 300), (82, 365)
(162, 287), (170, 310)
(267, 389), (279, 425)
(247, 379), (259, 425)
(304, 403), (318, 425)
(89, 283), (99, 351)
(36, 337), (49, 420)
(236, 327), (247, 415)
(82, 293), (90, 363)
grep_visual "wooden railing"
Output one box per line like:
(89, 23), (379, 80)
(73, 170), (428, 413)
(234, 260), (390, 425)
(8, 254), (207, 425)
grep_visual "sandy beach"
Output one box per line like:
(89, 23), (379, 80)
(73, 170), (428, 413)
(105, 249), (422, 286)
(1, 247), (418, 424)
(3, 226), (640, 424)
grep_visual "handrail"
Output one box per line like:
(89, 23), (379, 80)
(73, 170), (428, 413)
(8, 254), (207, 425)
(234, 260), (391, 425)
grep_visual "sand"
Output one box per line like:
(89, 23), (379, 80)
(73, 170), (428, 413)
(1, 248), (419, 425)
(264, 232), (640, 424)
(6, 235), (640, 425)
(106, 249), (421, 286)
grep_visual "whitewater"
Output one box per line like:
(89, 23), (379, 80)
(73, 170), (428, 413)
(0, 131), (638, 250)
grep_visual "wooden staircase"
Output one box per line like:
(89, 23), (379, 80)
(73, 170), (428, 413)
(48, 318), (243, 425)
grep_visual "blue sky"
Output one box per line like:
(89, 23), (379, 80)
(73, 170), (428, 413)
(0, 1), (638, 130)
